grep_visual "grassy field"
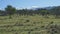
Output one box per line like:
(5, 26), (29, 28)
(0, 15), (60, 34)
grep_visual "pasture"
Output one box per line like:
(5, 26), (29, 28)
(0, 15), (60, 34)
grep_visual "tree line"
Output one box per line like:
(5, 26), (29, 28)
(0, 5), (60, 18)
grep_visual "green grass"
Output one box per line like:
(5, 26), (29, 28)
(0, 15), (60, 34)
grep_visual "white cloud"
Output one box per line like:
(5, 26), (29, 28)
(32, 6), (39, 8)
(26, 6), (40, 9)
(16, 6), (40, 9)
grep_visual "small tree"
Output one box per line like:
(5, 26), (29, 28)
(40, 9), (48, 16)
(5, 5), (16, 19)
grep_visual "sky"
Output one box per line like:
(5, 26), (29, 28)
(0, 0), (60, 10)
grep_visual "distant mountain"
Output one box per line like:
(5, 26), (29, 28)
(27, 7), (52, 10)
(29, 6), (60, 10)
(21, 6), (60, 11)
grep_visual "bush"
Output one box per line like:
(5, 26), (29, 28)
(41, 26), (44, 28)
(26, 20), (30, 22)
(50, 21), (54, 24)
(46, 24), (60, 34)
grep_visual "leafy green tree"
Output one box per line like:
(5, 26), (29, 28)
(5, 5), (16, 18)
(40, 9), (48, 16)
(50, 6), (60, 18)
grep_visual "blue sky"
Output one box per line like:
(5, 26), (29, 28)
(0, 0), (60, 10)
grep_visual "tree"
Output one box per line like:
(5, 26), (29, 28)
(50, 6), (60, 18)
(5, 5), (16, 18)
(40, 9), (48, 16)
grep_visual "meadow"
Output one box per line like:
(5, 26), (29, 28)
(0, 15), (60, 34)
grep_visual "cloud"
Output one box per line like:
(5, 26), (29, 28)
(26, 6), (40, 9)
(16, 6), (40, 9)
(32, 6), (39, 8)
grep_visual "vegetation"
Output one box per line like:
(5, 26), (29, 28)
(5, 5), (16, 18)
(0, 5), (60, 34)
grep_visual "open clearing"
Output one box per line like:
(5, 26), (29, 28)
(0, 15), (60, 34)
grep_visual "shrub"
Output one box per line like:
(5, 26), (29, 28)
(50, 21), (54, 24)
(46, 24), (60, 34)
(41, 26), (44, 28)
(26, 20), (30, 22)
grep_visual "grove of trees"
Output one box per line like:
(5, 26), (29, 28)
(0, 5), (60, 18)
